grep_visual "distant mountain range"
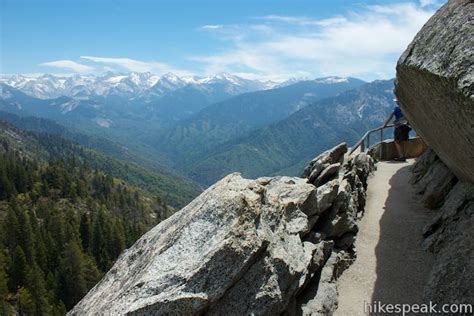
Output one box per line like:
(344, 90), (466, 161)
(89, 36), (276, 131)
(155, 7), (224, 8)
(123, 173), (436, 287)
(0, 72), (304, 129)
(0, 72), (364, 141)
(151, 77), (366, 163)
(183, 79), (395, 184)
(0, 72), (277, 99)
(0, 72), (394, 188)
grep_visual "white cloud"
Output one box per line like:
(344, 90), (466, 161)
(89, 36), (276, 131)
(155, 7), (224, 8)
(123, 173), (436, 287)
(259, 15), (347, 27)
(201, 24), (224, 29)
(39, 60), (94, 73)
(192, 2), (442, 81)
(80, 56), (166, 72)
(80, 56), (192, 76)
(260, 15), (309, 24)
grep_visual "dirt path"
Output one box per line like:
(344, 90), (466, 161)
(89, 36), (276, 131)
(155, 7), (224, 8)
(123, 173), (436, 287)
(334, 160), (435, 315)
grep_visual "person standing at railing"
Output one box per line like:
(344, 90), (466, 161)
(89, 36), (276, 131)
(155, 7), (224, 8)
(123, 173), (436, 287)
(383, 98), (411, 161)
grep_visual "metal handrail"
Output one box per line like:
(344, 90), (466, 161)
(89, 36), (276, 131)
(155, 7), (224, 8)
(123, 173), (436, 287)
(349, 124), (394, 155)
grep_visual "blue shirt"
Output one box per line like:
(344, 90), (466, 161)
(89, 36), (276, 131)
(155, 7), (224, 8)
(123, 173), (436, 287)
(393, 106), (403, 120)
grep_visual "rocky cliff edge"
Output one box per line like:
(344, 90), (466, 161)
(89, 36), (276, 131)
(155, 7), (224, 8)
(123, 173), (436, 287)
(68, 144), (375, 315)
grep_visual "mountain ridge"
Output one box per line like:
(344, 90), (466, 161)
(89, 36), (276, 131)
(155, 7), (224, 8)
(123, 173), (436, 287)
(150, 77), (366, 162)
(182, 79), (395, 184)
(0, 72), (283, 100)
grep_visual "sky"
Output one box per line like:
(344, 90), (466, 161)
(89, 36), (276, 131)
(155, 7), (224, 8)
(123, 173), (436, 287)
(1, 0), (446, 81)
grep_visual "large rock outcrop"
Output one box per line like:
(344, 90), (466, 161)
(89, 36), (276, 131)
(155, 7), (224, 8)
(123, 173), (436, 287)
(69, 144), (375, 315)
(395, 0), (474, 183)
(410, 149), (473, 306)
(397, 0), (474, 306)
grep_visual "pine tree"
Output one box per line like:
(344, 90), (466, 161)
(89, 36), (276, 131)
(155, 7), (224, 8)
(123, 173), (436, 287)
(58, 242), (87, 309)
(91, 208), (111, 271)
(17, 287), (36, 316)
(0, 264), (7, 297)
(63, 210), (79, 246)
(0, 168), (16, 200)
(82, 256), (101, 290)
(0, 251), (8, 315)
(3, 207), (19, 252)
(9, 246), (29, 291)
(111, 219), (126, 259)
(46, 211), (66, 256)
(79, 213), (92, 253)
(34, 232), (48, 274)
(52, 301), (66, 316)
(13, 164), (28, 194)
(16, 208), (35, 263)
(26, 265), (51, 315)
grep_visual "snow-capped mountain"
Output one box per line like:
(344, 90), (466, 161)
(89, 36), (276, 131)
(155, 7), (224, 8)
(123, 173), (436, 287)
(195, 73), (272, 95)
(142, 73), (191, 99)
(0, 74), (67, 99)
(0, 73), (355, 103)
(314, 76), (350, 84)
(0, 72), (295, 130)
(1, 73), (365, 134)
(138, 72), (276, 101)
(0, 72), (283, 100)
(0, 72), (162, 99)
(275, 76), (350, 89)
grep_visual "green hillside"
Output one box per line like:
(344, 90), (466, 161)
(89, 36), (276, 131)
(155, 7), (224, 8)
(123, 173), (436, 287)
(185, 80), (395, 185)
(0, 122), (177, 314)
(151, 78), (366, 165)
(0, 114), (201, 208)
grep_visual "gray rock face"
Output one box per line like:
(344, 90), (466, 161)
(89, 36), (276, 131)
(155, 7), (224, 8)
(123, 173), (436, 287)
(424, 184), (474, 306)
(410, 149), (438, 184)
(69, 144), (375, 315)
(395, 0), (474, 183)
(411, 154), (474, 306)
(298, 251), (353, 316)
(304, 143), (347, 181)
(412, 153), (458, 209)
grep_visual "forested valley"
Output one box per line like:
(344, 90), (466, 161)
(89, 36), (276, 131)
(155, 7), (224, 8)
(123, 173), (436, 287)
(0, 123), (171, 314)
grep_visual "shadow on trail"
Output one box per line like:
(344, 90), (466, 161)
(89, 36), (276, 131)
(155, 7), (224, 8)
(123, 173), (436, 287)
(371, 165), (434, 307)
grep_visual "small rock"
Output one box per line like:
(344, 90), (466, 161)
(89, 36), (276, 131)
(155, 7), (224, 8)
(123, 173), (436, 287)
(308, 163), (329, 183)
(313, 163), (341, 187)
(316, 180), (339, 215)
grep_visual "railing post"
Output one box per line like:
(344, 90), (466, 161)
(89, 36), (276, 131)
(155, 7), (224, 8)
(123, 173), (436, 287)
(349, 124), (394, 157)
(380, 129), (384, 159)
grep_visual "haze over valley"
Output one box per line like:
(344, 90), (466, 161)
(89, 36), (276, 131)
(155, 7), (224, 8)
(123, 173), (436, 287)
(1, 72), (394, 187)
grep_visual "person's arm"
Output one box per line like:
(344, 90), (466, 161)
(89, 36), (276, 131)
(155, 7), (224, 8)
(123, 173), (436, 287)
(383, 112), (395, 128)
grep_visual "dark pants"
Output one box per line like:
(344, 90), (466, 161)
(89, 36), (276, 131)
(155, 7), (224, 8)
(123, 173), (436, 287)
(394, 125), (410, 142)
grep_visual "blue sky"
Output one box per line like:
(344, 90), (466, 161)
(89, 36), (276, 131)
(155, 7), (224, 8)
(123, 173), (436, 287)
(1, 0), (445, 81)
